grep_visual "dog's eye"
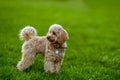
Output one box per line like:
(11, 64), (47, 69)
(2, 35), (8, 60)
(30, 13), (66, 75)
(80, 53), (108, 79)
(53, 32), (56, 35)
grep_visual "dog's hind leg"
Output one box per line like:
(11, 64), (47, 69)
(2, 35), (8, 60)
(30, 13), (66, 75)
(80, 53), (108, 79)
(17, 52), (36, 71)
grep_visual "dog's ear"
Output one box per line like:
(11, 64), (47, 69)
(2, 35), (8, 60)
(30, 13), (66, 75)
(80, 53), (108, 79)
(62, 29), (69, 40)
(58, 29), (69, 44)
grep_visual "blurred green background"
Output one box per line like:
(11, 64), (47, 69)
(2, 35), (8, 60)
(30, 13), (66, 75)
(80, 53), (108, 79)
(0, 0), (120, 80)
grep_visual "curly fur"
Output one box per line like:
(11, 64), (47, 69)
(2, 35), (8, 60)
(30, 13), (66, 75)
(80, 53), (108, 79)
(19, 26), (37, 41)
(17, 24), (69, 73)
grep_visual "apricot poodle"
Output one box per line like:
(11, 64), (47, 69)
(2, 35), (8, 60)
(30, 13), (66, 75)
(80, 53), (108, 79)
(17, 24), (69, 73)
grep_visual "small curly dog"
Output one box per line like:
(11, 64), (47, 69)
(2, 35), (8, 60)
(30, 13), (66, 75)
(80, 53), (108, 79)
(17, 24), (69, 73)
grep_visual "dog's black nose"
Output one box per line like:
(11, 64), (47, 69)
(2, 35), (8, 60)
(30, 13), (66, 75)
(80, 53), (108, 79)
(47, 36), (50, 40)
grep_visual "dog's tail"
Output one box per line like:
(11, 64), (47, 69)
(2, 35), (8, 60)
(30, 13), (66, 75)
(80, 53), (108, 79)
(19, 26), (37, 41)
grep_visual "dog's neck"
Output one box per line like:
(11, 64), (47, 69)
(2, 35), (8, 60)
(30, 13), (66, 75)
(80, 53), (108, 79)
(53, 42), (63, 49)
(51, 42), (66, 49)
(47, 41), (67, 55)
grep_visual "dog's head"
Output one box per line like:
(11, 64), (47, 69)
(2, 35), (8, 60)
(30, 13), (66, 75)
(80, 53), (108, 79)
(47, 24), (69, 44)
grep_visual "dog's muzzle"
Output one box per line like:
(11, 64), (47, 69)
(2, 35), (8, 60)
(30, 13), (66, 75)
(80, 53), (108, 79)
(47, 36), (54, 42)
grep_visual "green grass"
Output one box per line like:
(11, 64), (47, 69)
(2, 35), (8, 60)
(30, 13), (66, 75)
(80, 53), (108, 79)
(0, 0), (120, 80)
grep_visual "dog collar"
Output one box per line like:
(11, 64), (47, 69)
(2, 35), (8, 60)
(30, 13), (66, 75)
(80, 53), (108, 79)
(55, 46), (67, 55)
(55, 49), (59, 55)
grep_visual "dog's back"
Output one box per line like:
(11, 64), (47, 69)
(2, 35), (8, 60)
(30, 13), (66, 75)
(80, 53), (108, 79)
(22, 36), (47, 55)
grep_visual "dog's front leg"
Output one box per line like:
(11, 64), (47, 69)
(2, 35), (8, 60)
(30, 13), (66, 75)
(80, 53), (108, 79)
(55, 62), (61, 73)
(44, 60), (56, 73)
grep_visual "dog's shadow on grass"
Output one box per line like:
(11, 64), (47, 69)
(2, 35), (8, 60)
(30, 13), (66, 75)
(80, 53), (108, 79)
(21, 55), (70, 79)
(23, 62), (70, 79)
(24, 65), (44, 73)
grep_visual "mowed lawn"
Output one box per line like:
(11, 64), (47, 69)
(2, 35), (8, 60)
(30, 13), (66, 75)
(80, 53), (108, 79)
(0, 0), (120, 80)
